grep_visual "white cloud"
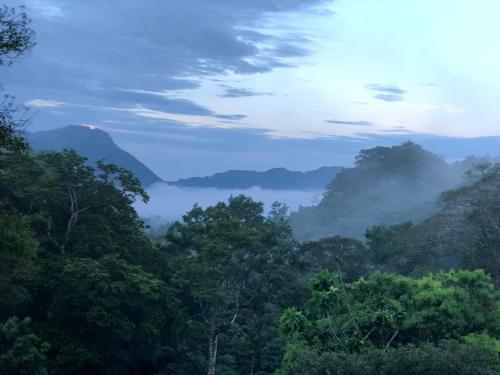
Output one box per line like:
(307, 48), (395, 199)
(29, 1), (65, 19)
(25, 99), (64, 108)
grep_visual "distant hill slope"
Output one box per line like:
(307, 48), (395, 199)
(170, 166), (343, 190)
(289, 142), (474, 241)
(29, 126), (162, 187)
(367, 163), (500, 280)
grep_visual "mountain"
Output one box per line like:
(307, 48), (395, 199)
(29, 126), (163, 187)
(363, 162), (500, 281)
(289, 142), (474, 241)
(170, 166), (343, 190)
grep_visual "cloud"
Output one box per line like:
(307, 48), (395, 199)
(25, 99), (64, 108)
(325, 120), (374, 126)
(4, 0), (326, 138)
(366, 84), (406, 95)
(366, 84), (406, 102)
(215, 114), (247, 120)
(269, 43), (311, 58)
(101, 90), (215, 116)
(29, 1), (65, 19)
(220, 88), (274, 98)
(380, 126), (415, 134)
(373, 94), (404, 102)
(15, 0), (325, 80)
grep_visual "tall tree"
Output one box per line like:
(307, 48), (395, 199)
(0, 5), (35, 152)
(165, 196), (303, 375)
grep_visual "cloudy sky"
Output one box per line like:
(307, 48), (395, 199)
(3, 0), (500, 179)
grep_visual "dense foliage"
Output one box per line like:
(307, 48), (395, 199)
(162, 197), (306, 374)
(277, 269), (500, 374)
(0, 138), (307, 374)
(358, 163), (500, 285)
(289, 142), (470, 241)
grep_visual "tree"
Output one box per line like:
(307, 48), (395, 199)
(299, 236), (369, 282)
(289, 142), (462, 241)
(0, 5), (35, 66)
(268, 201), (289, 222)
(0, 144), (181, 374)
(277, 269), (500, 374)
(0, 5), (36, 152)
(165, 196), (303, 375)
(0, 214), (38, 319)
(44, 256), (178, 375)
(365, 222), (416, 273)
(0, 94), (31, 152)
(18, 150), (150, 259)
(387, 163), (500, 284)
(276, 338), (500, 375)
(446, 165), (500, 282)
(0, 317), (49, 375)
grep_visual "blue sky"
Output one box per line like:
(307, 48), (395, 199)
(3, 0), (500, 179)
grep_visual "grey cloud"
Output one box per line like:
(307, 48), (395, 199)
(97, 89), (215, 116)
(366, 83), (406, 102)
(373, 94), (404, 102)
(220, 88), (274, 98)
(325, 120), (374, 126)
(3, 0), (325, 135)
(269, 43), (311, 58)
(215, 114), (247, 120)
(381, 128), (415, 133)
(15, 0), (325, 78)
(366, 84), (406, 95)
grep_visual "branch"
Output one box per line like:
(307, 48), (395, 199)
(384, 328), (399, 352)
(229, 288), (241, 328)
(46, 215), (62, 249)
(362, 326), (376, 341)
(336, 261), (361, 336)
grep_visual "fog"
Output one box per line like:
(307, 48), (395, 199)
(135, 182), (323, 222)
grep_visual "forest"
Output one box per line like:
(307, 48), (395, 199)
(2, 5), (500, 375)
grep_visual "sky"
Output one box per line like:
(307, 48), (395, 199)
(3, 0), (500, 179)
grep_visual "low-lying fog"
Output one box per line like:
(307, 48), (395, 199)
(135, 182), (323, 222)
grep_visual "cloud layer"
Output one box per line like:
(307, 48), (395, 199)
(3, 0), (328, 131)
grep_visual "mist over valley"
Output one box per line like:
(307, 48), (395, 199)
(135, 183), (323, 223)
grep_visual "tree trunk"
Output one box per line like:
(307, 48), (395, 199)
(208, 325), (219, 375)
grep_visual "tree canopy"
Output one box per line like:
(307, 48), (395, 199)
(278, 269), (500, 374)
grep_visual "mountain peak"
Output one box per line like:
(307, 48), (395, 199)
(29, 126), (162, 187)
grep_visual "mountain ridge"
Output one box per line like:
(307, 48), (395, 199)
(28, 125), (163, 187)
(289, 142), (475, 241)
(169, 166), (343, 190)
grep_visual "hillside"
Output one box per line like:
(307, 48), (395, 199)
(289, 142), (471, 241)
(170, 166), (343, 190)
(376, 162), (500, 279)
(29, 126), (162, 187)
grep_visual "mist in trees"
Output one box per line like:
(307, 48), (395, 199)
(289, 142), (476, 241)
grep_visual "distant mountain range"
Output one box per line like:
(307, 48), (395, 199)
(170, 166), (343, 190)
(28, 126), (343, 191)
(29, 126), (163, 187)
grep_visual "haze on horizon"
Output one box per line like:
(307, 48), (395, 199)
(3, 0), (500, 179)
